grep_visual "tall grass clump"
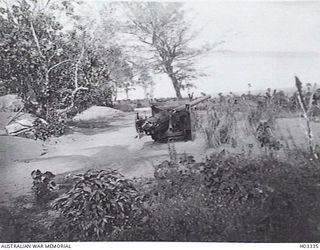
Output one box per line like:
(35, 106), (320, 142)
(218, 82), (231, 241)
(199, 102), (237, 148)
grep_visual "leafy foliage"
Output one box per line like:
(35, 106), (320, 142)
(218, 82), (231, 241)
(0, 1), (136, 125)
(113, 153), (320, 242)
(200, 153), (320, 242)
(52, 169), (147, 240)
(33, 113), (66, 140)
(31, 169), (56, 201)
(0, 1), (74, 114)
(255, 121), (281, 150)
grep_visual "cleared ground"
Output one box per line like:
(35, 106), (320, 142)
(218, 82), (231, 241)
(0, 111), (208, 205)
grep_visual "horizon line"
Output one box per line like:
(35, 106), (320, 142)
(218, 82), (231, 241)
(214, 50), (320, 58)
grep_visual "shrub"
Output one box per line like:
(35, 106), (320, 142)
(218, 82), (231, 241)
(112, 156), (219, 241)
(201, 153), (320, 242)
(117, 153), (320, 242)
(152, 153), (203, 199)
(31, 169), (56, 202)
(142, 191), (224, 241)
(33, 113), (66, 141)
(52, 169), (147, 240)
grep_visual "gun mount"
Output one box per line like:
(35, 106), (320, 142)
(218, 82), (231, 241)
(135, 95), (211, 142)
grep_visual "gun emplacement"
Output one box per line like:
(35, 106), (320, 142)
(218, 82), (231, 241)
(135, 95), (211, 142)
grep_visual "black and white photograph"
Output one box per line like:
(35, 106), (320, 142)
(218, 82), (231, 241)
(0, 0), (320, 246)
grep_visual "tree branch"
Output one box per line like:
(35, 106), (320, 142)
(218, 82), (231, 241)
(74, 46), (86, 89)
(48, 60), (72, 74)
(30, 20), (45, 59)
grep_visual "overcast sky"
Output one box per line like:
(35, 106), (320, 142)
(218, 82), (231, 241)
(81, 1), (320, 99)
(189, 1), (320, 53)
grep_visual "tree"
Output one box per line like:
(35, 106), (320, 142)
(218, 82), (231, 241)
(99, 4), (156, 101)
(138, 70), (155, 100)
(0, 0), (118, 118)
(0, 0), (142, 139)
(100, 46), (135, 101)
(124, 2), (219, 99)
(0, 0), (75, 117)
(126, 59), (155, 100)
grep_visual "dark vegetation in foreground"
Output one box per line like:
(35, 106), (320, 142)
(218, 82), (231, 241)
(2, 151), (320, 242)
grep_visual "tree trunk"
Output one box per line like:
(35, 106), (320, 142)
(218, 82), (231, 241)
(114, 89), (118, 102)
(295, 76), (318, 159)
(171, 77), (182, 99)
(125, 88), (129, 100)
(166, 66), (182, 99)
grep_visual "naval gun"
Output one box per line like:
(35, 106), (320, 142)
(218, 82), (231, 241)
(135, 95), (211, 142)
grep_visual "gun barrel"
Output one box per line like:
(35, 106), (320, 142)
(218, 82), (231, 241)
(174, 95), (211, 111)
(189, 95), (211, 107)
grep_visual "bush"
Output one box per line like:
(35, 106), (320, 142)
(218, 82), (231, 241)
(52, 169), (147, 241)
(31, 169), (56, 202)
(110, 163), (219, 241)
(116, 153), (320, 242)
(33, 113), (66, 141)
(108, 154), (211, 241)
(152, 153), (204, 199)
(142, 191), (224, 241)
(201, 153), (320, 242)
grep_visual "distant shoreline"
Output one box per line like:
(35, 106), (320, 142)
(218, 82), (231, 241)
(214, 50), (320, 58)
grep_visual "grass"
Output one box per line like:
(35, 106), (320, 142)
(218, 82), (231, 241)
(197, 97), (320, 159)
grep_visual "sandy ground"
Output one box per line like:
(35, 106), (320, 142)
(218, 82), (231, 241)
(0, 111), (208, 206)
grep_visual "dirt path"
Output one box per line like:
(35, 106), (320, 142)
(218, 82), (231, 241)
(0, 112), (207, 205)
